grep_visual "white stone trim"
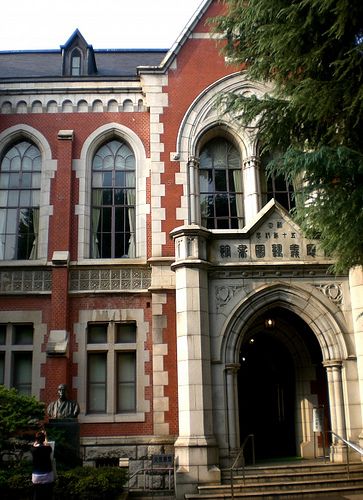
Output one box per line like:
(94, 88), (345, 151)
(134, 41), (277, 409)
(75, 122), (149, 260)
(73, 308), (150, 422)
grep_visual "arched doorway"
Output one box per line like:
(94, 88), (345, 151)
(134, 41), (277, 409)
(238, 307), (330, 461)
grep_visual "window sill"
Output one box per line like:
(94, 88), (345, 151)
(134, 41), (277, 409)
(79, 412), (145, 423)
(72, 258), (148, 266)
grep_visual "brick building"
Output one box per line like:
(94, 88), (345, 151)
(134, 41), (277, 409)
(1, 1), (363, 498)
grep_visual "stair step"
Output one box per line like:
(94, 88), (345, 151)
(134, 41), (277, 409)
(185, 484), (363, 498)
(185, 461), (363, 499)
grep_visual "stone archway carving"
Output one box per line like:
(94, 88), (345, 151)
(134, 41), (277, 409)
(220, 282), (349, 456)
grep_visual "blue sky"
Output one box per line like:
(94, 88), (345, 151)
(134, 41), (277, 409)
(0, 0), (204, 51)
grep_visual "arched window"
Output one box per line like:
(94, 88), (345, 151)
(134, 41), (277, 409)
(199, 137), (243, 229)
(0, 141), (41, 260)
(91, 139), (136, 258)
(260, 151), (295, 211)
(71, 49), (81, 76)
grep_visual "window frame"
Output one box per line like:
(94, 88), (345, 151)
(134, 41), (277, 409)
(0, 323), (34, 396)
(0, 140), (41, 260)
(90, 139), (136, 259)
(86, 321), (137, 416)
(199, 137), (244, 230)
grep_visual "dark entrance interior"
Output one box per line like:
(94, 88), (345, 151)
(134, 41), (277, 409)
(238, 307), (329, 461)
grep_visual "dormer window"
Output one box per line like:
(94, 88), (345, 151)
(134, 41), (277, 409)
(71, 50), (81, 76)
(61, 30), (97, 77)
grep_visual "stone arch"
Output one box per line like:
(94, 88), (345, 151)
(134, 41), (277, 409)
(31, 100), (43, 113)
(46, 100), (58, 113)
(76, 123), (148, 260)
(92, 99), (103, 112)
(1, 101), (12, 114)
(221, 282), (348, 365)
(175, 72), (273, 226)
(62, 100), (73, 113)
(176, 72), (272, 161)
(107, 99), (119, 112)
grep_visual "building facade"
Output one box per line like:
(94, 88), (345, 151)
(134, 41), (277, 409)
(1, 1), (363, 498)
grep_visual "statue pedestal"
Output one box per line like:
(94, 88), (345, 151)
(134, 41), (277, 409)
(47, 419), (81, 467)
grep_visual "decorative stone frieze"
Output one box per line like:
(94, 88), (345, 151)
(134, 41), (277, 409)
(69, 267), (151, 292)
(0, 269), (52, 293)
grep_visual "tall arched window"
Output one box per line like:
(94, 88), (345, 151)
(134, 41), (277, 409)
(260, 151), (295, 211)
(91, 139), (136, 258)
(0, 141), (41, 260)
(199, 137), (243, 229)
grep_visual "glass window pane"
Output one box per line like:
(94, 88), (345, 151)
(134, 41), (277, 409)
(215, 170), (227, 191)
(19, 190), (31, 206)
(0, 174), (9, 189)
(114, 189), (124, 205)
(13, 325), (33, 345)
(88, 353), (107, 413)
(115, 171), (125, 187)
(0, 353), (4, 385)
(0, 324), (6, 344)
(8, 191), (18, 207)
(102, 189), (112, 205)
(88, 324), (108, 344)
(117, 352), (136, 413)
(9, 173), (20, 188)
(13, 352), (32, 395)
(116, 323), (136, 343)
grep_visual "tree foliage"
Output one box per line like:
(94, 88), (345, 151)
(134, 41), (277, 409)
(0, 386), (45, 462)
(211, 0), (363, 272)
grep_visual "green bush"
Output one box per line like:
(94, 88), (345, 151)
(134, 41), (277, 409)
(55, 466), (127, 499)
(0, 470), (32, 499)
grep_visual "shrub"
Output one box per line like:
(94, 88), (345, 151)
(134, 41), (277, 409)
(55, 466), (127, 499)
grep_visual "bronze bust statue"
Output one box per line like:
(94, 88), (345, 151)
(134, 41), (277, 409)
(47, 384), (80, 419)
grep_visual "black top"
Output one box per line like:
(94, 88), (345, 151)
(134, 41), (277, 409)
(31, 445), (52, 474)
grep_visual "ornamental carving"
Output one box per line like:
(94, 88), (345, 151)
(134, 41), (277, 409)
(0, 270), (52, 293)
(315, 283), (343, 305)
(215, 285), (244, 310)
(69, 268), (151, 292)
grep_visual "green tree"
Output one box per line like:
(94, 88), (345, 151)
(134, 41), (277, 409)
(212, 0), (363, 272)
(0, 385), (45, 463)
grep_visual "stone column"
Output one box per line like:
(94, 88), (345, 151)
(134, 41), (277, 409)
(324, 360), (347, 461)
(242, 156), (260, 223)
(187, 156), (200, 225)
(349, 267), (363, 448)
(225, 363), (240, 452)
(171, 225), (220, 499)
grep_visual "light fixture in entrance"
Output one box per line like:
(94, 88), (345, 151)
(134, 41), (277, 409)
(265, 318), (275, 329)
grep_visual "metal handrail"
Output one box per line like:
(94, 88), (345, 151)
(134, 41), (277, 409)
(127, 466), (174, 492)
(228, 434), (255, 499)
(324, 430), (363, 479)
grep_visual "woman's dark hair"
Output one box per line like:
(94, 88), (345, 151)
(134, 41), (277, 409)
(35, 431), (46, 444)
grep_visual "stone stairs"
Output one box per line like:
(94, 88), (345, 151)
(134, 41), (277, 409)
(185, 460), (363, 499)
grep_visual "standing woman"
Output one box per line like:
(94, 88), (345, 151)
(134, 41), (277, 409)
(31, 431), (54, 499)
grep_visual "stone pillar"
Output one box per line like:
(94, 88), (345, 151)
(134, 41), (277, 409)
(242, 156), (260, 223)
(225, 364), (240, 452)
(324, 360), (347, 461)
(349, 267), (363, 448)
(171, 225), (220, 499)
(187, 156), (200, 225)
